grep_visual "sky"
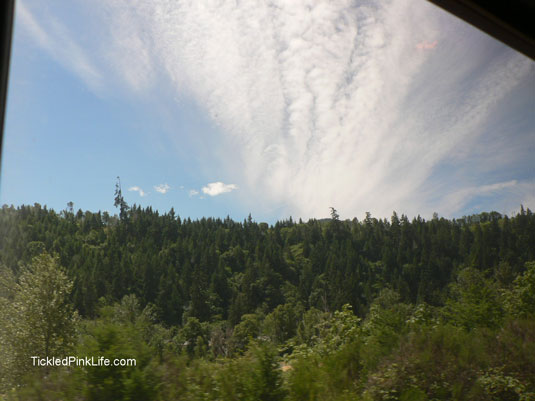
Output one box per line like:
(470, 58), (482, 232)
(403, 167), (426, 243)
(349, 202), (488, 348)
(0, 0), (533, 223)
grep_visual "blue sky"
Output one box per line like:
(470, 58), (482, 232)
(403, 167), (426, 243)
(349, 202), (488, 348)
(0, 0), (533, 223)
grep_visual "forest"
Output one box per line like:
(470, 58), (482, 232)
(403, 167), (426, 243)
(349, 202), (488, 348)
(0, 194), (534, 400)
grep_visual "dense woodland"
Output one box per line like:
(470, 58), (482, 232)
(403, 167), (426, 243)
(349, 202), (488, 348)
(0, 193), (534, 400)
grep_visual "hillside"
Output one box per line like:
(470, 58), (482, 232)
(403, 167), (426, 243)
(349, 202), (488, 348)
(0, 203), (534, 400)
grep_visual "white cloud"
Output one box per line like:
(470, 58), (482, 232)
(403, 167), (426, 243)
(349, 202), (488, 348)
(24, 0), (533, 219)
(128, 186), (147, 197)
(202, 182), (238, 197)
(18, 1), (104, 93)
(476, 180), (518, 194)
(99, 0), (530, 219)
(437, 180), (518, 215)
(154, 183), (170, 194)
(188, 189), (199, 197)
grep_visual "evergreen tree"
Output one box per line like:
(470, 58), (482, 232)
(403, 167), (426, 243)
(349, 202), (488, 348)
(114, 176), (129, 221)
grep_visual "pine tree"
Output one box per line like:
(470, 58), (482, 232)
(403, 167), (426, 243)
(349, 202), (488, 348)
(114, 176), (129, 221)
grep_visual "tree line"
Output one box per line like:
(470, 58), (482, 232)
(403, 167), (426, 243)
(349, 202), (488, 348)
(0, 199), (534, 399)
(0, 201), (533, 325)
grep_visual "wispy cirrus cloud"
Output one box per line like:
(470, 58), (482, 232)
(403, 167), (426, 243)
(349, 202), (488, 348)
(154, 183), (170, 194)
(436, 179), (535, 216)
(92, 0), (531, 218)
(128, 186), (147, 197)
(188, 189), (199, 197)
(202, 182), (238, 197)
(438, 180), (518, 215)
(20, 0), (534, 219)
(18, 1), (104, 93)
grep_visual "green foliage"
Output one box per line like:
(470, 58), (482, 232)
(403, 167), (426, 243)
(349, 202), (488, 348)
(502, 261), (535, 318)
(293, 307), (328, 346)
(246, 342), (287, 401)
(443, 267), (503, 330)
(477, 367), (535, 401)
(287, 305), (363, 400)
(177, 317), (210, 358)
(77, 322), (158, 401)
(2, 204), (533, 326)
(154, 341), (286, 401)
(0, 253), (78, 391)
(230, 313), (262, 354)
(290, 304), (360, 360)
(1, 204), (534, 399)
(363, 319), (535, 400)
(263, 303), (302, 344)
(364, 325), (483, 400)
(362, 289), (413, 364)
